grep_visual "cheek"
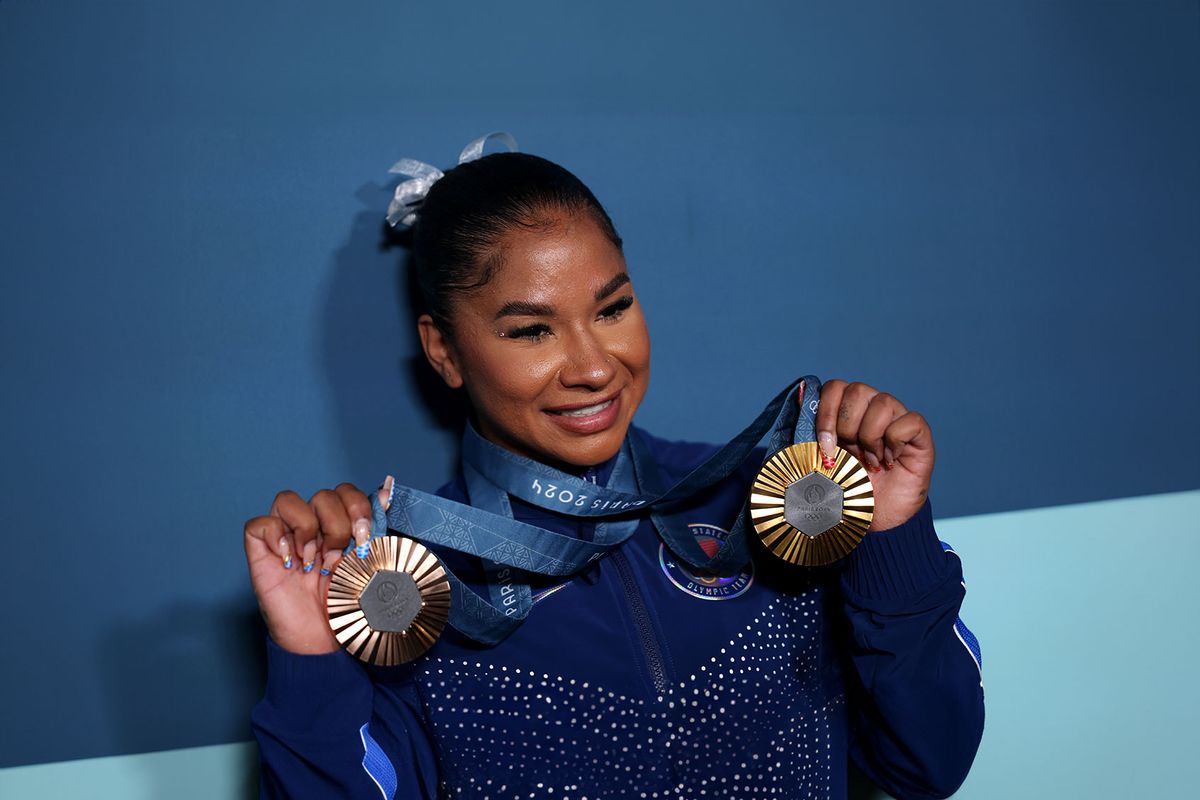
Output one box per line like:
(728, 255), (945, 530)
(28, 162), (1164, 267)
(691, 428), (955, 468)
(467, 343), (561, 403)
(610, 320), (652, 376)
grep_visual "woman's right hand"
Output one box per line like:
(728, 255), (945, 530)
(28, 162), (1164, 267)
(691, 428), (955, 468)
(243, 483), (376, 655)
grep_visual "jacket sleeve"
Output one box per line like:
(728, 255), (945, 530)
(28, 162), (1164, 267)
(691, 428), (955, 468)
(251, 637), (440, 799)
(838, 500), (985, 800)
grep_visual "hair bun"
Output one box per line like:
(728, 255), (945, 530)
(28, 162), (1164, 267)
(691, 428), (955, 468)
(386, 132), (519, 227)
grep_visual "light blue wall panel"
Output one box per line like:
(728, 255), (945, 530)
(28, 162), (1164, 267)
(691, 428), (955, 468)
(940, 491), (1200, 798)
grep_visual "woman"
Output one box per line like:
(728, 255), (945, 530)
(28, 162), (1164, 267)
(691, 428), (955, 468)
(244, 143), (984, 799)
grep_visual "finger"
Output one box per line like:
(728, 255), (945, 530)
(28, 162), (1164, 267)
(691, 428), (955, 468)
(335, 482), (372, 520)
(244, 515), (286, 562)
(301, 539), (318, 574)
(883, 411), (934, 463)
(270, 491), (319, 551)
(815, 380), (846, 459)
(309, 489), (351, 552)
(318, 550), (342, 608)
(279, 535), (295, 570)
(329, 483), (372, 552)
(319, 548), (342, 577)
(378, 475), (395, 511)
(835, 382), (879, 457)
(352, 518), (372, 558)
(857, 393), (907, 471)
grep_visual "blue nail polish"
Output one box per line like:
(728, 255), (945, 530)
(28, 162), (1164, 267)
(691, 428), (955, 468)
(283, 557), (293, 570)
(302, 561), (314, 574)
(355, 543), (370, 558)
(319, 568), (331, 576)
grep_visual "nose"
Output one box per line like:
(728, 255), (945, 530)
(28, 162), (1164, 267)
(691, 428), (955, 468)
(558, 328), (616, 389)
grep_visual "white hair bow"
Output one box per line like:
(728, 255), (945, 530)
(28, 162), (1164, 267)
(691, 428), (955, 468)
(385, 131), (519, 227)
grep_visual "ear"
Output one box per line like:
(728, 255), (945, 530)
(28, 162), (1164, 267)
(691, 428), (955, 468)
(417, 314), (464, 389)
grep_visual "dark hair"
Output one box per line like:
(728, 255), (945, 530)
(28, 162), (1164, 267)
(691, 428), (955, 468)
(411, 152), (623, 331)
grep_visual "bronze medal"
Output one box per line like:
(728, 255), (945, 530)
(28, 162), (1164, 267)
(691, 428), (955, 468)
(326, 535), (451, 666)
(750, 442), (874, 566)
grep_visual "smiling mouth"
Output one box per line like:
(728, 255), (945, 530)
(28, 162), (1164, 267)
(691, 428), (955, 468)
(548, 398), (614, 418)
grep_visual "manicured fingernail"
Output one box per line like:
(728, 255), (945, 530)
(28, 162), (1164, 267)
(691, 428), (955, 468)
(301, 541), (316, 573)
(279, 536), (293, 570)
(863, 452), (882, 473)
(817, 431), (836, 459)
(319, 567), (331, 576)
(821, 452), (837, 471)
(353, 518), (370, 540)
(379, 475), (395, 512)
(353, 518), (371, 558)
(321, 551), (340, 576)
(884, 447), (895, 465)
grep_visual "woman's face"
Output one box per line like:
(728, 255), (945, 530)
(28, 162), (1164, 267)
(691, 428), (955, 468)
(423, 211), (651, 470)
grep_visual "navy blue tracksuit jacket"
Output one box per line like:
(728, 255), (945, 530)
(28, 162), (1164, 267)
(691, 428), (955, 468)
(253, 432), (985, 799)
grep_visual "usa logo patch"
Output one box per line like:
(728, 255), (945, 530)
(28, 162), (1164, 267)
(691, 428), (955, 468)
(659, 524), (754, 600)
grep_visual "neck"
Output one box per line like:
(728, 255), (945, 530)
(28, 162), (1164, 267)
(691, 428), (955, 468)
(464, 418), (624, 480)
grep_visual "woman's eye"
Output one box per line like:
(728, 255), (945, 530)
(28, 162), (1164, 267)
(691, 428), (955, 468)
(598, 295), (634, 321)
(504, 323), (552, 341)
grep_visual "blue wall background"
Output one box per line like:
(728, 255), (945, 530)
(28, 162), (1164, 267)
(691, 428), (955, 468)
(1, 0), (1197, 787)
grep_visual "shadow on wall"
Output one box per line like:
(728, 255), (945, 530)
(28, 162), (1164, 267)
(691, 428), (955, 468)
(90, 189), (432, 793)
(320, 184), (467, 488)
(389, 222), (471, 434)
(96, 598), (265, 798)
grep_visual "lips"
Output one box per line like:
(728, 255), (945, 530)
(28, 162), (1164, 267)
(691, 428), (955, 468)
(544, 389), (623, 434)
(551, 398), (615, 418)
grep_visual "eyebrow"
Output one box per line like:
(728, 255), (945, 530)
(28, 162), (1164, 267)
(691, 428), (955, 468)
(495, 300), (555, 320)
(493, 273), (632, 320)
(595, 272), (631, 301)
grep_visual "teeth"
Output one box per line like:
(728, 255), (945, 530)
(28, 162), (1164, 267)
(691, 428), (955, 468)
(554, 399), (613, 417)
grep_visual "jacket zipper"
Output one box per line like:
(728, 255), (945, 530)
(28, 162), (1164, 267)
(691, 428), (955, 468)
(610, 548), (668, 696)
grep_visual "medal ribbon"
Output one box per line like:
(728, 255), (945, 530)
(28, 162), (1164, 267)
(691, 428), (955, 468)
(366, 376), (822, 644)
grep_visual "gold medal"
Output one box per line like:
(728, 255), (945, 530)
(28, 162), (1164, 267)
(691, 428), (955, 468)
(750, 442), (874, 566)
(326, 535), (451, 666)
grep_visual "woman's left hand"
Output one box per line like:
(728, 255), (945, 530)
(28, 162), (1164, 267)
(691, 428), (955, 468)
(813, 379), (935, 532)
